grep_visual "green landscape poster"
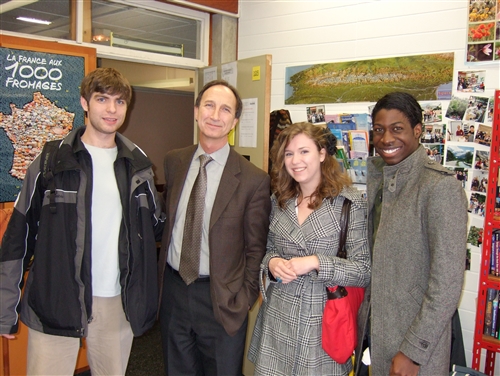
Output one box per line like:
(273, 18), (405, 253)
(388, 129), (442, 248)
(285, 53), (454, 104)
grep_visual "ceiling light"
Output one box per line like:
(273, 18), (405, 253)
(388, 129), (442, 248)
(92, 29), (183, 57)
(16, 16), (51, 25)
(138, 77), (194, 89)
(111, 36), (183, 56)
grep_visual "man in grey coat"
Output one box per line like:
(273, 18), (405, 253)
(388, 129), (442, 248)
(355, 92), (468, 375)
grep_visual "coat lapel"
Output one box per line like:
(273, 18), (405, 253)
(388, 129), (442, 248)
(210, 148), (240, 228)
(274, 198), (342, 249)
(271, 199), (306, 249)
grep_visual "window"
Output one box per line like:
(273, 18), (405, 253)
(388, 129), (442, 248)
(91, 0), (200, 59)
(0, 0), (71, 40)
(0, 0), (209, 66)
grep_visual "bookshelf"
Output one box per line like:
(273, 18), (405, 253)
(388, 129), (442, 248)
(472, 89), (500, 375)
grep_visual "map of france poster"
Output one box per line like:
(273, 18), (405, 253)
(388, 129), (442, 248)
(0, 47), (84, 202)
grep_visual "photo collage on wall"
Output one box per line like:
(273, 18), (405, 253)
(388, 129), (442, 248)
(426, 92), (494, 272)
(442, 91), (493, 221)
(466, 0), (500, 62)
(444, 76), (495, 273)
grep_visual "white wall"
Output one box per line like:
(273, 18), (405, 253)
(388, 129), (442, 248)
(238, 0), (499, 372)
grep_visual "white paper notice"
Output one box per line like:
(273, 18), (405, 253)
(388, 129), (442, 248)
(203, 67), (217, 85)
(239, 98), (258, 148)
(221, 62), (237, 87)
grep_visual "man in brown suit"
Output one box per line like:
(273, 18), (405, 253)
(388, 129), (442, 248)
(158, 80), (271, 375)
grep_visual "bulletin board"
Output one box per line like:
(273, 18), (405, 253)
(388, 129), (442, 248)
(197, 54), (272, 172)
(0, 35), (96, 204)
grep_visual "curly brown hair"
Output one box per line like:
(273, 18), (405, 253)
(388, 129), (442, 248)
(270, 122), (351, 210)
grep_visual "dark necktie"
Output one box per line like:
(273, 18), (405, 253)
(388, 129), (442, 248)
(179, 154), (213, 285)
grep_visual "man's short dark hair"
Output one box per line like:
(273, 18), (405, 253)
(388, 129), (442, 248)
(195, 79), (243, 119)
(371, 92), (423, 128)
(80, 67), (132, 106)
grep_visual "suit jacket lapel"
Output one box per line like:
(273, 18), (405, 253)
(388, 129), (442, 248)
(210, 148), (240, 228)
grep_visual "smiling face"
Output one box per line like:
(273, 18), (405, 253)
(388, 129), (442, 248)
(195, 85), (239, 153)
(284, 133), (326, 192)
(372, 109), (422, 165)
(80, 92), (127, 137)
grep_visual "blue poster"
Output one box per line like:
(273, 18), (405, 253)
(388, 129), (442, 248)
(0, 48), (85, 202)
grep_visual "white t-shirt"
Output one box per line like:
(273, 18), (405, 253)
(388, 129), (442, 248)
(83, 142), (122, 297)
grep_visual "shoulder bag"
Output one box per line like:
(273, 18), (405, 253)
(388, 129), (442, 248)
(322, 198), (365, 364)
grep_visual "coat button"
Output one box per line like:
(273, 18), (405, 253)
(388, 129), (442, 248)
(420, 340), (429, 349)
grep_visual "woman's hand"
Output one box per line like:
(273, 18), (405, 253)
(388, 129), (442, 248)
(285, 255), (319, 276)
(269, 257), (297, 284)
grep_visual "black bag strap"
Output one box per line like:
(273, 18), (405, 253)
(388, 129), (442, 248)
(40, 140), (60, 214)
(336, 197), (351, 260)
(326, 197), (352, 300)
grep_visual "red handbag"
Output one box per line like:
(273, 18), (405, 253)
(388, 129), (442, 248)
(322, 198), (365, 364)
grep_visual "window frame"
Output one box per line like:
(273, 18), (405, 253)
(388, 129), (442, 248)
(2, 0), (210, 69)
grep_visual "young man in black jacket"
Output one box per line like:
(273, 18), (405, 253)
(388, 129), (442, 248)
(0, 68), (165, 375)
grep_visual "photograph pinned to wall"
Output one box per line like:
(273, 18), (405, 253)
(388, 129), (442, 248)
(469, 192), (486, 217)
(457, 70), (486, 92)
(424, 144), (444, 165)
(474, 149), (490, 171)
(467, 221), (484, 247)
(468, 0), (496, 23)
(306, 105), (325, 124)
(445, 96), (469, 120)
(284, 53), (454, 104)
(466, 0), (499, 62)
(470, 169), (489, 193)
(445, 144), (474, 169)
(467, 42), (496, 62)
(449, 120), (467, 142)
(486, 96), (495, 123)
(421, 123), (445, 144)
(421, 101), (442, 123)
(463, 121), (476, 142)
(467, 22), (496, 43)
(447, 167), (469, 190)
(474, 123), (493, 146)
(464, 95), (489, 122)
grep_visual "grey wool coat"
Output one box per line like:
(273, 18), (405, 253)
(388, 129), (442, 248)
(355, 146), (468, 376)
(248, 187), (371, 376)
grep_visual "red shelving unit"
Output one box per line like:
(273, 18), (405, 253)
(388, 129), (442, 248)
(472, 89), (500, 375)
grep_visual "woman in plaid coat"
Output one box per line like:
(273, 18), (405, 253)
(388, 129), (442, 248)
(248, 122), (371, 375)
